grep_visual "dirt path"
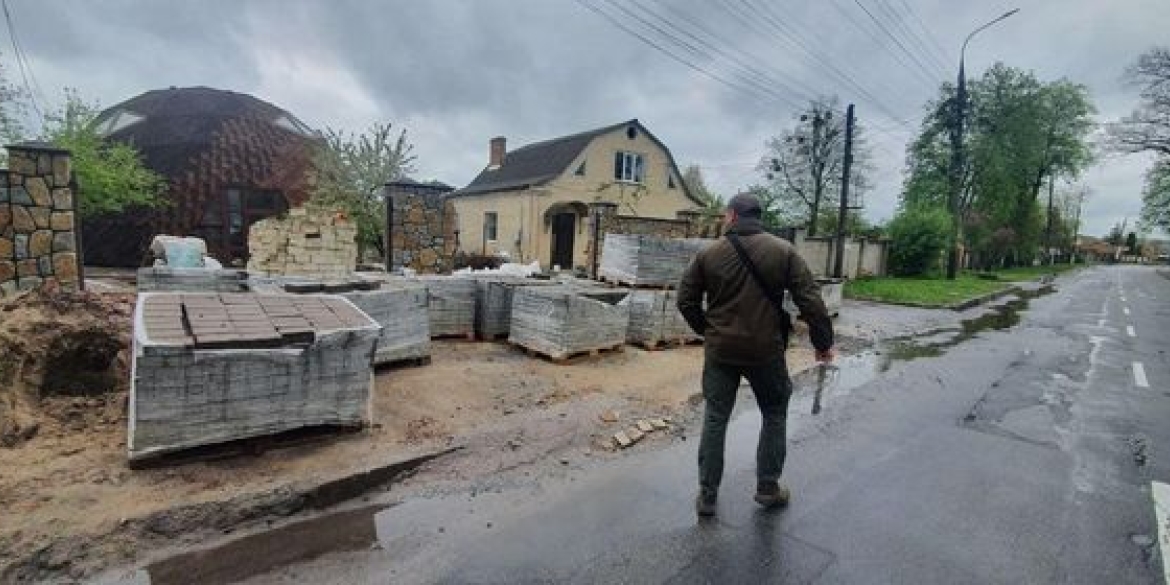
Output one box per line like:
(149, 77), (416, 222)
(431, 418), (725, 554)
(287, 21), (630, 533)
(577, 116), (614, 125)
(0, 326), (819, 582)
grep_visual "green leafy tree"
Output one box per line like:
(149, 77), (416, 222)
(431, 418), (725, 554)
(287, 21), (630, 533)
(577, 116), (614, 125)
(1126, 232), (1139, 254)
(310, 122), (417, 257)
(902, 64), (1095, 268)
(760, 97), (872, 236)
(681, 164), (722, 211)
(40, 90), (165, 217)
(886, 205), (951, 276)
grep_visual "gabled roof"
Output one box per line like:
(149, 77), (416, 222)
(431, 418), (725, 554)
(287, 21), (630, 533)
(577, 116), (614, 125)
(451, 119), (701, 205)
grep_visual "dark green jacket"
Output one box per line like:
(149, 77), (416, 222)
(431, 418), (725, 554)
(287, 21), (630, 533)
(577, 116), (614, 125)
(677, 219), (833, 366)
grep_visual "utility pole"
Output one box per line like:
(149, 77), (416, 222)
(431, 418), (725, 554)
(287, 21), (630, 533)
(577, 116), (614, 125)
(833, 104), (855, 279)
(947, 9), (1020, 280)
(1044, 174), (1055, 265)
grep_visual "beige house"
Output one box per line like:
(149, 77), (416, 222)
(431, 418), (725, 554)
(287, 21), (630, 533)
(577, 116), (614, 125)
(448, 119), (704, 270)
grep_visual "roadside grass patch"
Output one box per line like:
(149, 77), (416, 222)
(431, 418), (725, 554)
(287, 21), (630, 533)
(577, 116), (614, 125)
(845, 275), (1009, 307)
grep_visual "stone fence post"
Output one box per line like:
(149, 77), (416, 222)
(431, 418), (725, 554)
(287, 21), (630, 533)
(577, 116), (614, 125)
(1, 142), (78, 296)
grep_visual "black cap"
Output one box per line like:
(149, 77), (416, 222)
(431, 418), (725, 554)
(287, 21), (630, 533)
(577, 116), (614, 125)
(727, 193), (762, 218)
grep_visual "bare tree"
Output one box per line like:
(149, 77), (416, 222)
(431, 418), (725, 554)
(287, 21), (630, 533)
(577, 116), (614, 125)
(760, 98), (871, 236)
(1109, 47), (1170, 156)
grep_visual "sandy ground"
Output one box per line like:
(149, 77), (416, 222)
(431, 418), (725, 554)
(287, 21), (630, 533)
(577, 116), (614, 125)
(0, 321), (818, 581)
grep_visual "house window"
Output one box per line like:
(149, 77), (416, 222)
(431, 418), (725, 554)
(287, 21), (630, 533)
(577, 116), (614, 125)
(575, 161), (587, 176)
(484, 212), (498, 241)
(614, 151), (644, 184)
(668, 172), (676, 189)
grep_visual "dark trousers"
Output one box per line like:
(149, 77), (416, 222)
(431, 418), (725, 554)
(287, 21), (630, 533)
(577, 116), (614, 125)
(698, 355), (793, 490)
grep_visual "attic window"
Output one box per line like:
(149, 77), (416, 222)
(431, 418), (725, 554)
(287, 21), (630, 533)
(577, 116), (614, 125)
(575, 161), (586, 176)
(626, 126), (638, 140)
(668, 173), (676, 189)
(274, 115), (314, 136)
(96, 110), (144, 137)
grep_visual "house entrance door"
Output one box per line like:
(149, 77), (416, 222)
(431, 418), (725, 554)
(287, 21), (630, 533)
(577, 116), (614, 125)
(550, 212), (576, 270)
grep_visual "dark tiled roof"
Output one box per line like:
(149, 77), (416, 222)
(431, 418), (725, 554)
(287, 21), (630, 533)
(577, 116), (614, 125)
(452, 119), (701, 206)
(453, 120), (633, 197)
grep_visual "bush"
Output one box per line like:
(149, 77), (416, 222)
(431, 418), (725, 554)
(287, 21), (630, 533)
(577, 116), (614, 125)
(887, 206), (952, 276)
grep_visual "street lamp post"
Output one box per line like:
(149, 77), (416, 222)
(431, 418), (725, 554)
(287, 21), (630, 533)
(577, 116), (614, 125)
(946, 8), (1019, 279)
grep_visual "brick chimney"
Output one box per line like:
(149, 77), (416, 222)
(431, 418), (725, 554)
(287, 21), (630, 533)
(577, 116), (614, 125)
(489, 136), (506, 169)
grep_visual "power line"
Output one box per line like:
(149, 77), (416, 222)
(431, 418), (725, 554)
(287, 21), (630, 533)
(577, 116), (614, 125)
(731, 0), (917, 128)
(849, 0), (945, 82)
(895, 0), (952, 65)
(826, 0), (939, 91)
(1, 0), (42, 118)
(870, 0), (950, 74)
(574, 0), (806, 111)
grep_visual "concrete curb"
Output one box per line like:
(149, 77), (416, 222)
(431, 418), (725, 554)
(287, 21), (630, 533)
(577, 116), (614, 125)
(5, 446), (461, 583)
(846, 284), (1020, 312)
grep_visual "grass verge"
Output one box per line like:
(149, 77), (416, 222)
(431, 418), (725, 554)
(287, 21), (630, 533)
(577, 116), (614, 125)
(845, 275), (1010, 307)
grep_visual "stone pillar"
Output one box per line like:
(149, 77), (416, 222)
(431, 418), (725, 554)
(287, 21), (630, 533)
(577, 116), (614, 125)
(1, 142), (77, 296)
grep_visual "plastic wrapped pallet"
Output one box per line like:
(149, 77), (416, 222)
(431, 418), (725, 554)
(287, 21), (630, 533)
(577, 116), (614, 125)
(598, 234), (712, 287)
(471, 276), (559, 339)
(509, 287), (629, 360)
(414, 275), (476, 338)
(128, 292), (380, 461)
(347, 280), (431, 364)
(137, 267), (249, 293)
(623, 289), (701, 347)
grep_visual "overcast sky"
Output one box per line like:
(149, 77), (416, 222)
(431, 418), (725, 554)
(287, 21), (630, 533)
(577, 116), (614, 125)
(8, 0), (1168, 237)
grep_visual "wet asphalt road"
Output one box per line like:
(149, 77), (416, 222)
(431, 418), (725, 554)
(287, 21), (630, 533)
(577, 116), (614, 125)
(233, 265), (1169, 585)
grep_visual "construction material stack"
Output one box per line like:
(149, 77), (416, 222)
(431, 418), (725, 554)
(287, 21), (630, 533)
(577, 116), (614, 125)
(598, 234), (710, 287)
(128, 292), (380, 461)
(508, 287), (629, 360)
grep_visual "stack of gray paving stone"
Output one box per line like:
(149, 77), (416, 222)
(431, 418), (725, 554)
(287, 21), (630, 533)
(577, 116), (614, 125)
(598, 234), (711, 287)
(509, 287), (629, 360)
(128, 292), (381, 461)
(350, 280), (431, 364)
(470, 276), (558, 339)
(414, 275), (477, 338)
(136, 267), (249, 292)
(623, 289), (701, 347)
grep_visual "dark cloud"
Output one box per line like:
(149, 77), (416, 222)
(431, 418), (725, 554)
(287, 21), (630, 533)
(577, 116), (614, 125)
(10, 0), (1169, 235)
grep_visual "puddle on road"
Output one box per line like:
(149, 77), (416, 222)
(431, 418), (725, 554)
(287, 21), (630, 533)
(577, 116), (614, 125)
(793, 285), (1055, 415)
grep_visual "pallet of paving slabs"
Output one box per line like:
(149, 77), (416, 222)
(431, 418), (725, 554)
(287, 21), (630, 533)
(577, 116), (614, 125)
(137, 267), (249, 293)
(414, 275), (477, 338)
(128, 292), (381, 462)
(598, 234), (712, 288)
(624, 289), (702, 348)
(471, 276), (559, 339)
(508, 287), (630, 361)
(344, 280), (431, 365)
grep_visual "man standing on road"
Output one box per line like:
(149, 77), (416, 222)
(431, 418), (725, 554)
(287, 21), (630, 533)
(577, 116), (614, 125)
(677, 193), (835, 517)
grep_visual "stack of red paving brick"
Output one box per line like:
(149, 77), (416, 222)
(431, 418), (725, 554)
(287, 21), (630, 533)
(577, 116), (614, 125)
(129, 292), (381, 461)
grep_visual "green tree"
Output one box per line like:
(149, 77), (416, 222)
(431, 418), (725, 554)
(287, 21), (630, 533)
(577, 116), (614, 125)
(760, 97), (872, 236)
(40, 90), (165, 217)
(902, 64), (1095, 268)
(681, 164), (722, 211)
(310, 122), (417, 257)
(886, 206), (951, 276)
(1125, 232), (1139, 254)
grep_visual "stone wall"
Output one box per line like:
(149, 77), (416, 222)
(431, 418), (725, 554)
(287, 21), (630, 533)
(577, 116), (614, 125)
(386, 184), (457, 274)
(0, 143), (78, 296)
(246, 206), (357, 278)
(586, 202), (720, 276)
(793, 229), (890, 278)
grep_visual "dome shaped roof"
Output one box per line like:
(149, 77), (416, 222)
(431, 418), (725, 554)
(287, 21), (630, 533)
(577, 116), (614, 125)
(94, 86), (316, 178)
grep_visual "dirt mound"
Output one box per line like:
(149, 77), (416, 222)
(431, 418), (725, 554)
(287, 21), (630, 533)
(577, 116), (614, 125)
(0, 289), (134, 447)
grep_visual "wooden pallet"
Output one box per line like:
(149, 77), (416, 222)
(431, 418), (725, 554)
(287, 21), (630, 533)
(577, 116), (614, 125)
(476, 332), (510, 342)
(430, 331), (477, 341)
(128, 424), (365, 469)
(374, 355), (432, 371)
(636, 337), (703, 351)
(596, 276), (675, 290)
(513, 342), (625, 364)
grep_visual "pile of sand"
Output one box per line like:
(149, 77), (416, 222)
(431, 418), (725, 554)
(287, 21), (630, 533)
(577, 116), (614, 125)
(0, 289), (134, 447)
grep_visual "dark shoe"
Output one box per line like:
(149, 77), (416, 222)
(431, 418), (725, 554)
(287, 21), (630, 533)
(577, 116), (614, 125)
(696, 487), (718, 517)
(754, 481), (791, 508)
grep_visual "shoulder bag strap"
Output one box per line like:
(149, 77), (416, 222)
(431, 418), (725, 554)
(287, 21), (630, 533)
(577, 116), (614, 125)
(726, 233), (791, 342)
